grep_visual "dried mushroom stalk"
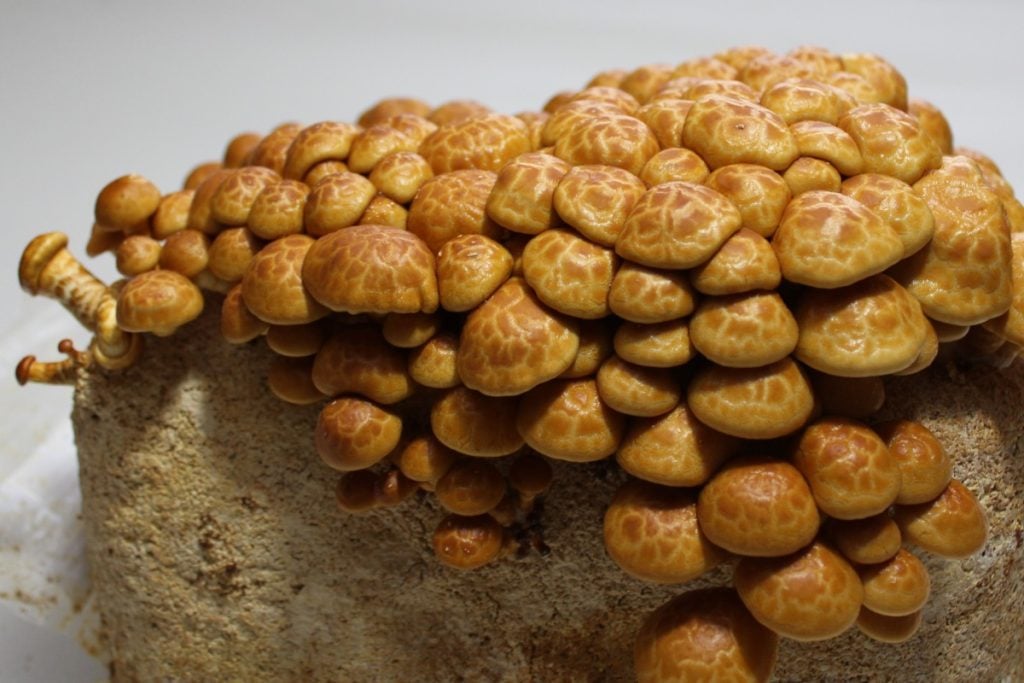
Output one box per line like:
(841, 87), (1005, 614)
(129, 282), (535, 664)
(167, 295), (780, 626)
(15, 44), (1020, 682)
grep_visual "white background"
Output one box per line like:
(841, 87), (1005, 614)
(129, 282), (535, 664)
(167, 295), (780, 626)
(1, 0), (1022, 679)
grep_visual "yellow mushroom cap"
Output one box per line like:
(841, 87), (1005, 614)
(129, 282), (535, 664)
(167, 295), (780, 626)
(116, 270), (204, 336)
(381, 312), (438, 349)
(432, 513), (505, 571)
(682, 95), (799, 171)
(635, 98), (693, 150)
(561, 318), (614, 378)
(856, 606), (923, 644)
(95, 174), (162, 232)
(739, 53), (820, 92)
(857, 548), (930, 617)
(616, 181), (742, 269)
(435, 459), (507, 516)
(396, 435), (457, 485)
(114, 235), (161, 277)
(358, 97), (431, 127)
(608, 261), (698, 324)
(792, 417), (901, 520)
(207, 227), (262, 284)
(246, 180), (310, 241)
(687, 358), (815, 439)
(407, 332), (461, 389)
(789, 120), (865, 176)
(689, 228), (781, 296)
(840, 173), (935, 258)
(311, 326), (413, 405)
(983, 231), (1024, 347)
(773, 191), (903, 289)
(782, 157), (842, 196)
(634, 588), (778, 683)
(485, 151), (569, 234)
(369, 151), (434, 205)
(620, 63), (675, 104)
(613, 319), (695, 369)
(639, 148), (710, 186)
(457, 278), (579, 396)
(281, 121), (360, 181)
(522, 228), (618, 319)
(894, 479), (988, 559)
(266, 355), (325, 406)
(314, 397), (402, 472)
(838, 103), (941, 184)
(794, 274), (929, 377)
(302, 225), (438, 315)
(704, 163), (791, 238)
(735, 541), (863, 641)
(604, 479), (727, 584)
(908, 98), (954, 154)
(407, 169), (500, 252)
(830, 514), (902, 565)
(418, 113), (530, 174)
(220, 283), (268, 344)
(210, 166), (280, 227)
(552, 164), (648, 247)
(242, 234), (328, 325)
(553, 113), (660, 176)
(689, 291), (798, 368)
(840, 53), (908, 110)
(185, 168), (234, 234)
(596, 354), (682, 418)
(151, 189), (194, 241)
(430, 387), (524, 457)
(159, 229), (210, 279)
(436, 234), (514, 313)
(302, 172), (377, 236)
(697, 454), (820, 557)
(759, 78), (854, 126)
(516, 378), (625, 462)
(874, 420), (953, 505)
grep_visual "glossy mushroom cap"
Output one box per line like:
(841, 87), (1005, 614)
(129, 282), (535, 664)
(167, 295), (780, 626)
(608, 262), (697, 324)
(704, 164), (790, 238)
(604, 479), (727, 584)
(634, 588), (778, 683)
(220, 284), (268, 344)
(689, 291), (798, 368)
(792, 417), (901, 520)
(613, 319), (695, 369)
(681, 95), (798, 170)
(894, 479), (988, 558)
(688, 228), (781, 296)
(553, 164), (647, 247)
(735, 541), (863, 641)
(596, 355), (682, 418)
(407, 333), (460, 389)
(435, 234), (513, 313)
(874, 420), (953, 505)
(697, 455), (820, 557)
(432, 513), (506, 570)
(830, 514), (902, 565)
(516, 378), (625, 462)
(395, 435), (457, 486)
(266, 356), (325, 405)
(116, 270), (204, 336)
(522, 228), (618, 319)
(311, 326), (413, 405)
(430, 387), (524, 457)
(857, 548), (931, 617)
(314, 398), (402, 471)
(241, 234), (327, 325)
(435, 459), (507, 516)
(485, 152), (569, 234)
(95, 174), (162, 233)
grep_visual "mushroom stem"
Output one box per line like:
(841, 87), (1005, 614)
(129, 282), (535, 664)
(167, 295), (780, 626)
(15, 339), (93, 385)
(19, 232), (140, 369)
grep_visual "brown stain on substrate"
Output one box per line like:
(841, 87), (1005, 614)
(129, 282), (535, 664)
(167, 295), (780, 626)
(72, 306), (1023, 682)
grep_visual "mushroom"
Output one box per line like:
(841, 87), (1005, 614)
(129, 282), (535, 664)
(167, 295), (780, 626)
(303, 172), (378, 236)
(522, 228), (618, 319)
(372, 467), (419, 508)
(220, 284), (269, 344)
(207, 227), (263, 284)
(541, 100), (623, 148)
(639, 148), (710, 186)
(697, 454), (820, 557)
(619, 63), (674, 104)
(773, 191), (903, 289)
(689, 291), (798, 368)
(360, 195), (406, 232)
(794, 274), (930, 377)
(687, 357), (815, 439)
(407, 332), (461, 389)
(266, 355), (326, 405)
(616, 181), (742, 270)
(683, 79), (759, 104)
(158, 229), (211, 279)
(242, 234), (328, 325)
(246, 180), (310, 240)
(368, 151), (434, 205)
(604, 479), (727, 584)
(608, 261), (697, 324)
(982, 231), (1024, 348)
(634, 99), (693, 151)
(830, 514), (902, 565)
(837, 103), (940, 184)
(396, 435), (458, 488)
(185, 168), (234, 234)
(681, 95), (799, 170)
(739, 54), (819, 92)
(759, 78), (854, 126)
(566, 86), (641, 114)
(857, 548), (931, 617)
(222, 132), (262, 169)
(436, 234), (514, 313)
(456, 278), (579, 396)
(116, 270), (204, 337)
(183, 161), (222, 191)
(311, 326), (413, 405)
(380, 312), (438, 349)
(791, 417), (902, 520)
(94, 174), (162, 234)
(114, 235), (161, 277)
(314, 397), (402, 471)
(634, 588), (778, 683)
(856, 607), (923, 644)
(908, 98), (953, 154)
(210, 166), (280, 227)
(840, 173), (935, 258)
(282, 121), (360, 181)
(735, 541), (863, 641)
(431, 513), (506, 571)
(15, 339), (91, 386)
(873, 420), (953, 505)
(789, 121), (865, 176)
(688, 228), (781, 296)
(840, 53), (908, 110)
(613, 319), (695, 368)
(595, 354), (682, 417)
(617, 403), (738, 487)
(672, 55), (740, 79)
(419, 113), (530, 174)
(704, 163), (791, 238)
(430, 387), (523, 457)
(302, 225), (439, 315)
(893, 479), (988, 559)
(406, 169), (501, 252)
(515, 111), (549, 151)
(554, 113), (659, 177)
(782, 157), (842, 195)
(265, 321), (325, 357)
(435, 459), (507, 516)
(346, 124), (417, 175)
(427, 99), (493, 127)
(516, 378), (625, 462)
(245, 123), (302, 175)
(561, 319), (614, 377)
(358, 97), (431, 127)
(485, 152), (570, 234)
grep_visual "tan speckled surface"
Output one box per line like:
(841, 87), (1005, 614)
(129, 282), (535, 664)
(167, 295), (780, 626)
(73, 307), (1023, 682)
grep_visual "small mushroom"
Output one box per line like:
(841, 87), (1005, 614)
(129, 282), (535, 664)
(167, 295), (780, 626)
(792, 417), (902, 520)
(616, 181), (742, 270)
(246, 180), (310, 240)
(704, 163), (791, 238)
(735, 541), (863, 641)
(183, 161), (222, 191)
(617, 403), (738, 487)
(782, 157), (842, 195)
(159, 229), (210, 279)
(302, 225), (438, 315)
(334, 470), (379, 514)
(830, 514), (902, 565)
(15, 339), (92, 386)
(282, 121), (360, 180)
(94, 174), (162, 234)
(396, 435), (458, 487)
(604, 479), (727, 584)
(303, 172), (378, 236)
(608, 261), (698, 323)
(541, 100), (623, 147)
(372, 467), (420, 508)
(687, 358), (815, 439)
(207, 227), (263, 284)
(347, 124), (417, 175)
(358, 97), (431, 127)
(857, 548), (930, 617)
(840, 173), (935, 257)
(369, 151), (434, 205)
(220, 284), (268, 344)
(689, 291), (798, 368)
(485, 152), (570, 234)
(982, 231), (1024, 348)
(567, 86), (641, 114)
(266, 355), (325, 405)
(407, 332), (461, 389)
(265, 321), (325, 357)
(634, 99), (693, 150)
(595, 354), (682, 417)
(435, 458), (507, 516)
(739, 53), (819, 92)
(688, 228), (781, 296)
(908, 98), (953, 154)
(683, 79), (758, 103)
(430, 387), (523, 457)
(522, 228), (618, 319)
(837, 103), (940, 184)
(436, 234), (514, 313)
(613, 319), (695, 368)
(185, 168), (234, 234)
(840, 53), (908, 110)
(311, 326), (413, 404)
(639, 148), (709, 186)
(789, 120), (864, 176)
(561, 319), (614, 377)
(242, 234), (328, 325)
(116, 270), (204, 337)
(210, 166), (280, 227)
(419, 113), (530, 174)
(516, 378), (625, 462)
(381, 312), (438, 349)
(358, 194), (407, 229)
(893, 479), (988, 559)
(856, 606), (923, 644)
(759, 78), (854, 125)
(432, 513), (505, 571)
(457, 278), (579, 396)
(427, 99), (492, 127)
(553, 113), (659, 176)
(222, 132), (262, 169)
(114, 235), (161, 277)
(314, 397), (402, 471)
(407, 169), (501, 252)
(697, 454), (820, 557)
(634, 588), (778, 683)
(681, 95), (799, 170)
(619, 63), (674, 104)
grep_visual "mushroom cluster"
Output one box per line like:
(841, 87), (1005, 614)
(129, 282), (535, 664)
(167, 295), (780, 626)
(16, 45), (1020, 682)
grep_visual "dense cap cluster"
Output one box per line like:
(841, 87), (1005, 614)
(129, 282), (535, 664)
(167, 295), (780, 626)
(18, 44), (1018, 683)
